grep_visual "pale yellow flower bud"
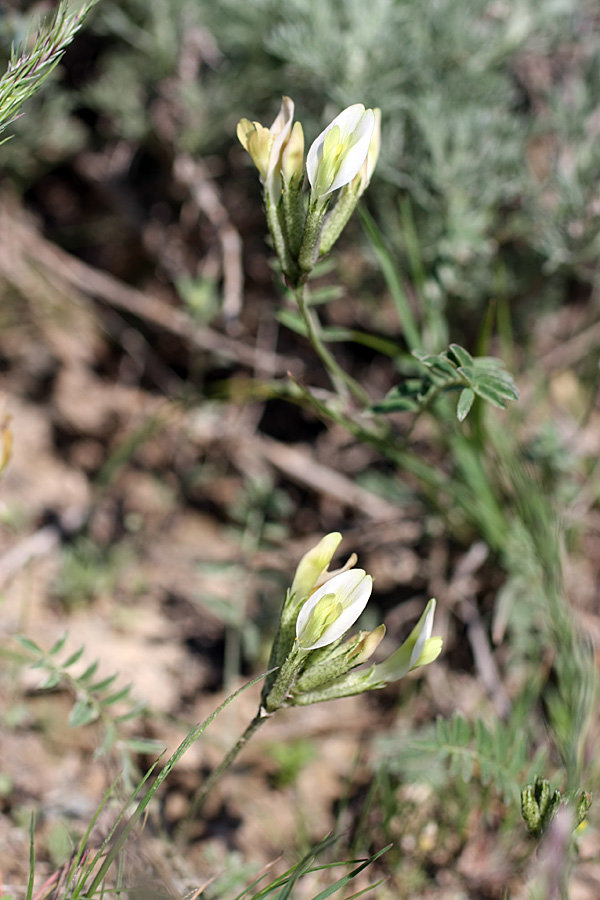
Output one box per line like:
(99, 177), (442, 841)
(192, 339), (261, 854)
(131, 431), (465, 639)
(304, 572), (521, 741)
(236, 96), (297, 200)
(289, 532), (342, 602)
(236, 118), (272, 182)
(352, 623), (386, 665)
(281, 120), (305, 185)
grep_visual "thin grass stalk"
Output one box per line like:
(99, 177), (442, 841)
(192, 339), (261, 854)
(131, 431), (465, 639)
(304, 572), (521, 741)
(85, 671), (270, 893)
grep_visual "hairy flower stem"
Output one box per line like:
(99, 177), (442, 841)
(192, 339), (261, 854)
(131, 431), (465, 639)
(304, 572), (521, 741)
(265, 197), (299, 284)
(263, 644), (305, 711)
(179, 708), (271, 841)
(295, 283), (370, 407)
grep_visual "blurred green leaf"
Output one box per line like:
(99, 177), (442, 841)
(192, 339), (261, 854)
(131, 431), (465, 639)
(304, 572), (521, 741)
(457, 387), (475, 421)
(69, 699), (99, 727)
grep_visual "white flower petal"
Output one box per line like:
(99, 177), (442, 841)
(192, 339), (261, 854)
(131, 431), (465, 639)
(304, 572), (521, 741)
(296, 568), (372, 650)
(321, 103), (367, 142)
(307, 104), (375, 199)
(408, 599), (436, 669)
(327, 109), (374, 194)
(268, 97), (294, 174)
(369, 599), (440, 683)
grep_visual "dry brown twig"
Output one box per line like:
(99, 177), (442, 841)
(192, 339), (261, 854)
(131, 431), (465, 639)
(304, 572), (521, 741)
(0, 198), (299, 376)
(173, 154), (244, 324)
(447, 541), (512, 719)
(255, 434), (400, 521)
(0, 524), (61, 591)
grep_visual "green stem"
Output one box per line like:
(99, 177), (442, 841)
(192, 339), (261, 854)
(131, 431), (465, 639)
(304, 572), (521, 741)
(179, 707), (272, 840)
(401, 377), (463, 445)
(265, 194), (299, 284)
(295, 283), (370, 407)
(287, 373), (479, 529)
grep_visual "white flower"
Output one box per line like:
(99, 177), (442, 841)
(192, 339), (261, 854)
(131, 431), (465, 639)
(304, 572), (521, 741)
(306, 104), (375, 204)
(296, 568), (373, 650)
(370, 599), (443, 683)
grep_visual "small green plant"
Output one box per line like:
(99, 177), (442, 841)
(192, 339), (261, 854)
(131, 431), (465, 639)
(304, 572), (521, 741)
(235, 88), (598, 900)
(373, 343), (520, 422)
(15, 633), (161, 785)
(1, 0), (597, 883)
(51, 536), (130, 609)
(182, 532), (442, 832)
(418, 714), (547, 804)
(521, 776), (592, 839)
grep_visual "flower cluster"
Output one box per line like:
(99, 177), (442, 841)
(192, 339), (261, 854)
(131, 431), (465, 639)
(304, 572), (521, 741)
(237, 99), (381, 286)
(261, 533), (443, 713)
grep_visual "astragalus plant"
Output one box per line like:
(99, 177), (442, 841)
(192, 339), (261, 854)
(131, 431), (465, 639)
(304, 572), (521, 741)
(185, 531), (442, 822)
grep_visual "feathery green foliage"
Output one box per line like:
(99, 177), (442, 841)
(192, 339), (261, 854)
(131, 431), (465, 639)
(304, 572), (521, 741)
(14, 633), (161, 782)
(419, 714), (547, 804)
(376, 712), (548, 810)
(0, 0), (98, 137)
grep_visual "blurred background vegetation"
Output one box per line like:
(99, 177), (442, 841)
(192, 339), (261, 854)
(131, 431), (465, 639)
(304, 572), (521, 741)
(3, 0), (600, 310)
(0, 0), (600, 897)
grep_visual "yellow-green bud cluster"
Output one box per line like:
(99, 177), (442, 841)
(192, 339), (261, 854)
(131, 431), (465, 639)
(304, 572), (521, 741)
(521, 777), (562, 838)
(521, 776), (592, 839)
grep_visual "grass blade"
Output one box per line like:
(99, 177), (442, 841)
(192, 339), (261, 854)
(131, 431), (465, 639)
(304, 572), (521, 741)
(85, 670), (273, 894)
(360, 207), (421, 351)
